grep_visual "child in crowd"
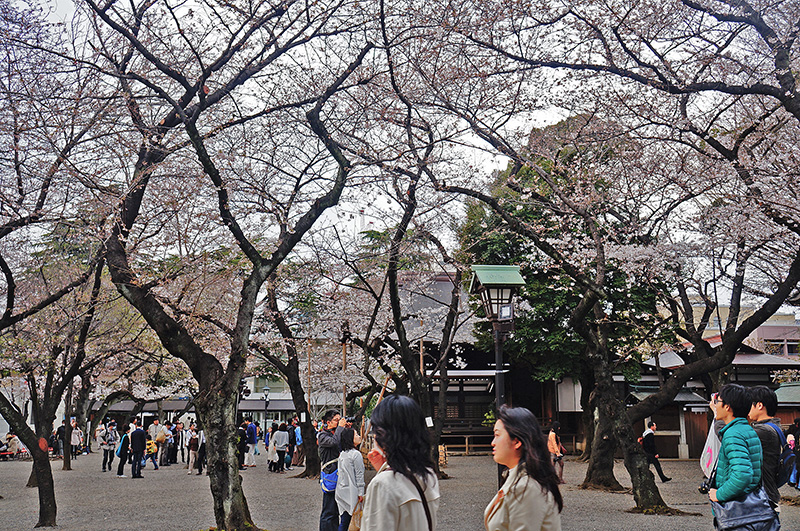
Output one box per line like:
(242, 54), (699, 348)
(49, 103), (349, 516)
(144, 434), (159, 470)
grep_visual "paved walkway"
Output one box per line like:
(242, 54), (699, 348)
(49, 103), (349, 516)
(0, 452), (798, 530)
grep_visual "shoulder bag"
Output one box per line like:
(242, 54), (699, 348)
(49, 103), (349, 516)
(408, 473), (433, 531)
(707, 465), (778, 530)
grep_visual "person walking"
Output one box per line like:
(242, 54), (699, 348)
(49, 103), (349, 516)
(748, 386), (784, 520)
(485, 406), (563, 531)
(318, 410), (346, 531)
(642, 421), (671, 483)
(335, 428), (365, 531)
(130, 420), (146, 479)
(99, 421), (119, 472)
(547, 422), (566, 484)
(115, 424), (130, 478)
(362, 395), (440, 531)
(143, 434), (159, 470)
(708, 383), (778, 530)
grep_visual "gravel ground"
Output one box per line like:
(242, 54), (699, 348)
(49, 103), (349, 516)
(1, 452), (798, 530)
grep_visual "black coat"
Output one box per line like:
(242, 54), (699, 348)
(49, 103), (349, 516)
(130, 428), (146, 453)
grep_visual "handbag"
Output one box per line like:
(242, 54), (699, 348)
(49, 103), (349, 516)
(348, 499), (363, 531)
(115, 434), (127, 458)
(320, 459), (338, 492)
(707, 464), (777, 530)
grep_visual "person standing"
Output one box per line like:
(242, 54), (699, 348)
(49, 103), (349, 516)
(319, 409), (346, 531)
(748, 386), (783, 518)
(99, 421), (119, 473)
(362, 395), (440, 531)
(292, 419), (305, 467)
(274, 423), (289, 473)
(708, 383), (777, 529)
(286, 420), (296, 471)
(130, 420), (147, 479)
(547, 422), (566, 484)
(245, 417), (257, 467)
(187, 428), (200, 475)
(115, 424), (130, 478)
(159, 420), (173, 467)
(70, 420), (83, 459)
(237, 422), (248, 471)
(335, 428), (365, 531)
(485, 406), (563, 531)
(174, 422), (187, 465)
(642, 421), (671, 483)
(55, 421), (65, 457)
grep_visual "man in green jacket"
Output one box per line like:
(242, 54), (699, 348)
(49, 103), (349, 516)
(709, 383), (763, 503)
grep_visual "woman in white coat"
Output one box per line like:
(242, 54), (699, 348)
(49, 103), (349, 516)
(336, 428), (365, 531)
(484, 406), (563, 531)
(362, 395), (440, 531)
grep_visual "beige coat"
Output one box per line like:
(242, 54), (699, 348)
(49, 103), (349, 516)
(484, 465), (561, 531)
(362, 463), (440, 531)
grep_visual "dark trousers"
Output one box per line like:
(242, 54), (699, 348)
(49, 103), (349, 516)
(131, 450), (144, 477)
(338, 512), (352, 531)
(102, 449), (114, 471)
(116, 450), (127, 475)
(646, 453), (668, 481)
(276, 450), (286, 472)
(320, 489), (339, 531)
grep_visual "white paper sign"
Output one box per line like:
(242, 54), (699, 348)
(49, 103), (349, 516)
(425, 416), (434, 428)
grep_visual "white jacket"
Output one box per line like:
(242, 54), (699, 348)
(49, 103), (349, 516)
(362, 463), (439, 531)
(484, 464), (561, 531)
(335, 449), (365, 515)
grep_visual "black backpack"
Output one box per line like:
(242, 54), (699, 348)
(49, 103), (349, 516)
(766, 422), (796, 487)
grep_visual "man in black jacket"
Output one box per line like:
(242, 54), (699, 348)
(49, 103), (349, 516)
(318, 409), (345, 531)
(130, 420), (147, 479)
(748, 385), (782, 516)
(642, 421), (671, 483)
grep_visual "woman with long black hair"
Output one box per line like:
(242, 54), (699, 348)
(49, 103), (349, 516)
(362, 395), (440, 531)
(484, 406), (563, 531)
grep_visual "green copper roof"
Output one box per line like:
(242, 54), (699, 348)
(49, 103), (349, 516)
(469, 265), (526, 293)
(776, 382), (800, 405)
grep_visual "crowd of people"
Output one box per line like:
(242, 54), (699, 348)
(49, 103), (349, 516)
(11, 383), (800, 530)
(89, 416), (207, 478)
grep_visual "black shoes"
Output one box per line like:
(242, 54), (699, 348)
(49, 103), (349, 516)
(662, 477), (672, 483)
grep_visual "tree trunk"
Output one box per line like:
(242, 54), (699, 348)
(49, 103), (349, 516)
(195, 388), (254, 531)
(0, 394), (57, 527)
(581, 394), (622, 490)
(587, 352), (669, 510)
(578, 368), (594, 461)
(286, 371), (319, 478)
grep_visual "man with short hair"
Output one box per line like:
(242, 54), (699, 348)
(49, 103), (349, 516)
(159, 421), (173, 466)
(749, 385), (783, 517)
(318, 409), (346, 531)
(130, 420), (147, 479)
(708, 383), (777, 529)
(642, 420), (671, 483)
